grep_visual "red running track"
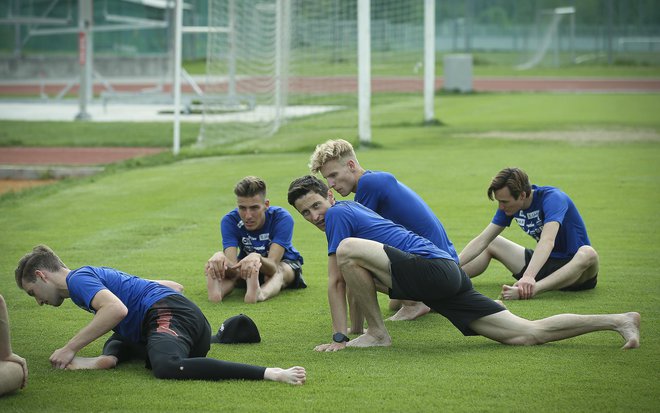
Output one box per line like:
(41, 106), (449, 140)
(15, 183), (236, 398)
(1, 76), (659, 95)
(0, 147), (166, 165)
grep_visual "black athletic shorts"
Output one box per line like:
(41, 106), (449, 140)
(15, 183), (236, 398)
(103, 294), (211, 368)
(384, 245), (505, 336)
(514, 248), (598, 291)
(236, 259), (307, 289)
(282, 259), (307, 289)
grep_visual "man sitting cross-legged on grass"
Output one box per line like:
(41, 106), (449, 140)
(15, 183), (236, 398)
(459, 167), (599, 300)
(205, 176), (306, 304)
(287, 175), (639, 352)
(14, 245), (306, 385)
(309, 138), (458, 321)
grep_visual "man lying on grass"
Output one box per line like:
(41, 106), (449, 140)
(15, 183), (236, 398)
(287, 175), (640, 352)
(14, 245), (306, 385)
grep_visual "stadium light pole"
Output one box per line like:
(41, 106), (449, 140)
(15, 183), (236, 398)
(357, 0), (371, 144)
(172, 0), (183, 155)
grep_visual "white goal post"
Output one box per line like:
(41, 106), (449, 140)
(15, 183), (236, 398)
(516, 6), (576, 71)
(173, 0), (438, 153)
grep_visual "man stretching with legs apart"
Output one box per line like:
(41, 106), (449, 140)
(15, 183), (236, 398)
(206, 176), (306, 303)
(460, 167), (599, 300)
(287, 175), (639, 352)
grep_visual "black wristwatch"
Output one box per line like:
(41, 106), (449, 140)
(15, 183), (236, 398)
(332, 332), (350, 343)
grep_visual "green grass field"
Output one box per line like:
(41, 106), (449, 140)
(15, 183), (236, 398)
(1, 92), (659, 412)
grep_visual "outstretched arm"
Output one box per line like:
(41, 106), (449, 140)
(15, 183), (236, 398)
(232, 243), (285, 279)
(50, 289), (127, 369)
(314, 255), (348, 352)
(515, 221), (559, 299)
(206, 248), (239, 279)
(263, 243), (286, 273)
(459, 223), (505, 267)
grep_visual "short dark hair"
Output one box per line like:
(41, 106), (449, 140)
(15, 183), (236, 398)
(234, 176), (267, 198)
(287, 175), (329, 206)
(15, 245), (67, 289)
(487, 167), (532, 200)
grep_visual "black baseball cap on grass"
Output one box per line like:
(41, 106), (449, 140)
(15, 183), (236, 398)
(210, 314), (261, 344)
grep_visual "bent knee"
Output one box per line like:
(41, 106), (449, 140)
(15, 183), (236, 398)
(577, 246), (599, 267)
(151, 358), (184, 380)
(0, 361), (25, 394)
(486, 236), (519, 259)
(336, 238), (360, 264)
(336, 238), (359, 256)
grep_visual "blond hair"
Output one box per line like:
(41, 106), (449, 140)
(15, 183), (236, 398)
(308, 139), (357, 174)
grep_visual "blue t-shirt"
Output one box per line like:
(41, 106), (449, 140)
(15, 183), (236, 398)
(492, 185), (591, 259)
(221, 206), (303, 263)
(355, 171), (459, 263)
(325, 201), (453, 260)
(66, 266), (179, 343)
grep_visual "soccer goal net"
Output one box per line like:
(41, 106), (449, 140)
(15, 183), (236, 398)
(516, 6), (575, 71)
(198, 0), (425, 147)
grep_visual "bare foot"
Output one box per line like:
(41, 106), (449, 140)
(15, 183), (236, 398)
(346, 333), (392, 348)
(207, 277), (223, 303)
(256, 289), (268, 302)
(501, 284), (521, 300)
(387, 302), (431, 321)
(264, 366), (306, 385)
(388, 299), (403, 311)
(66, 355), (118, 371)
(617, 312), (641, 350)
(244, 275), (261, 304)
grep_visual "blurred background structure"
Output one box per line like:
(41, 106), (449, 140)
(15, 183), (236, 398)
(1, 0), (659, 146)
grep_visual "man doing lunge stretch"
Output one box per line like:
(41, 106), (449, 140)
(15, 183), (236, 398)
(287, 175), (638, 352)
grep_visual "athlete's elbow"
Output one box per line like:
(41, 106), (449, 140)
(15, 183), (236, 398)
(111, 302), (129, 321)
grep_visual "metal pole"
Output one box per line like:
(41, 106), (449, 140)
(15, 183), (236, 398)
(274, 0), (291, 134)
(607, 0), (614, 65)
(75, 0), (93, 121)
(227, 0), (236, 104)
(275, 0), (283, 131)
(554, 12), (560, 67)
(13, 0), (21, 58)
(173, 0), (183, 155)
(570, 11), (575, 63)
(423, 0), (436, 123)
(465, 0), (473, 52)
(358, 0), (371, 144)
